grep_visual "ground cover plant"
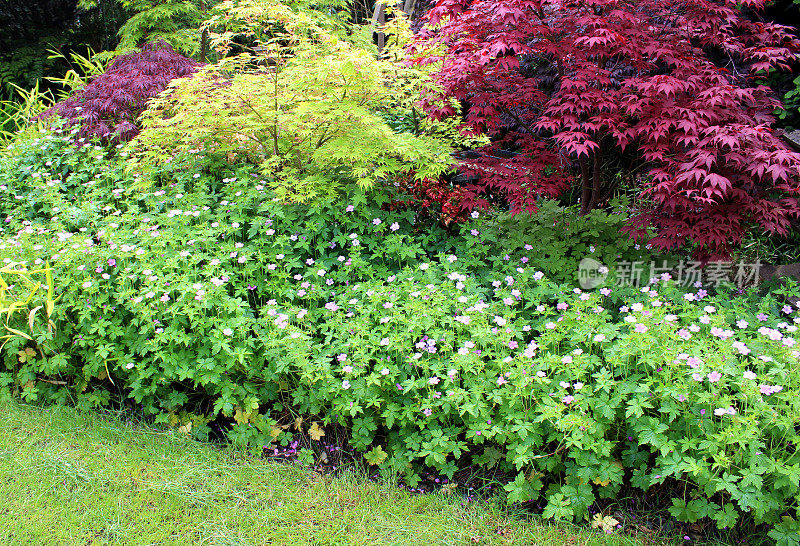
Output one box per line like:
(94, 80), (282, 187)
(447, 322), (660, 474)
(1, 123), (800, 543)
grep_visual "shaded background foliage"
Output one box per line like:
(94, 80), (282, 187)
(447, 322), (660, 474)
(0, 0), (129, 100)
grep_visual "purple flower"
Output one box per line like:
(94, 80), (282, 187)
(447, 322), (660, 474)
(757, 313), (768, 321)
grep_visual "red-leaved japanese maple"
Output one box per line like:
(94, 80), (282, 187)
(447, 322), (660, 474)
(411, 0), (800, 259)
(47, 41), (199, 142)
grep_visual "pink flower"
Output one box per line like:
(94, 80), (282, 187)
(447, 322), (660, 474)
(686, 357), (702, 368)
(496, 376), (508, 386)
(428, 377), (440, 385)
(760, 384), (783, 396)
(562, 395), (575, 404)
(707, 371), (722, 383)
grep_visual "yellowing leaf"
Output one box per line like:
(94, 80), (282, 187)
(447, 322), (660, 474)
(234, 406), (249, 425)
(592, 477), (611, 487)
(178, 421), (192, 435)
(293, 416), (304, 431)
(308, 421), (325, 441)
(364, 445), (387, 466)
(591, 513), (620, 533)
(269, 426), (282, 439)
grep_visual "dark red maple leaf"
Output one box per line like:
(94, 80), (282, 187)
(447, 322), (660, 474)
(412, 0), (800, 259)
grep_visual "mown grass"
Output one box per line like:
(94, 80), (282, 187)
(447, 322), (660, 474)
(0, 401), (657, 546)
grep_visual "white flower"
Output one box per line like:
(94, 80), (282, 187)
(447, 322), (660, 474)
(125, 362), (135, 369)
(223, 328), (233, 336)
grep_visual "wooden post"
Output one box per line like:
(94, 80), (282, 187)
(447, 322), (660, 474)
(402, 0), (417, 17)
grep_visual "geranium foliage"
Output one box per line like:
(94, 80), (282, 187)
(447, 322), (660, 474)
(411, 0), (800, 259)
(46, 41), (199, 142)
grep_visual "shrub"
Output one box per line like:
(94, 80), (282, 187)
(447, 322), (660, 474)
(411, 0), (800, 260)
(131, 45), (454, 203)
(45, 41), (199, 142)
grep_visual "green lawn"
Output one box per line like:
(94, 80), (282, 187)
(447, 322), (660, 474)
(0, 401), (642, 545)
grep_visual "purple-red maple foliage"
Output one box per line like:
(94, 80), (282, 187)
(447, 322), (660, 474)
(411, 0), (800, 259)
(47, 41), (199, 142)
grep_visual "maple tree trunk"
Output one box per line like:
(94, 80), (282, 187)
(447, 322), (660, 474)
(587, 150), (602, 212)
(579, 156), (592, 216)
